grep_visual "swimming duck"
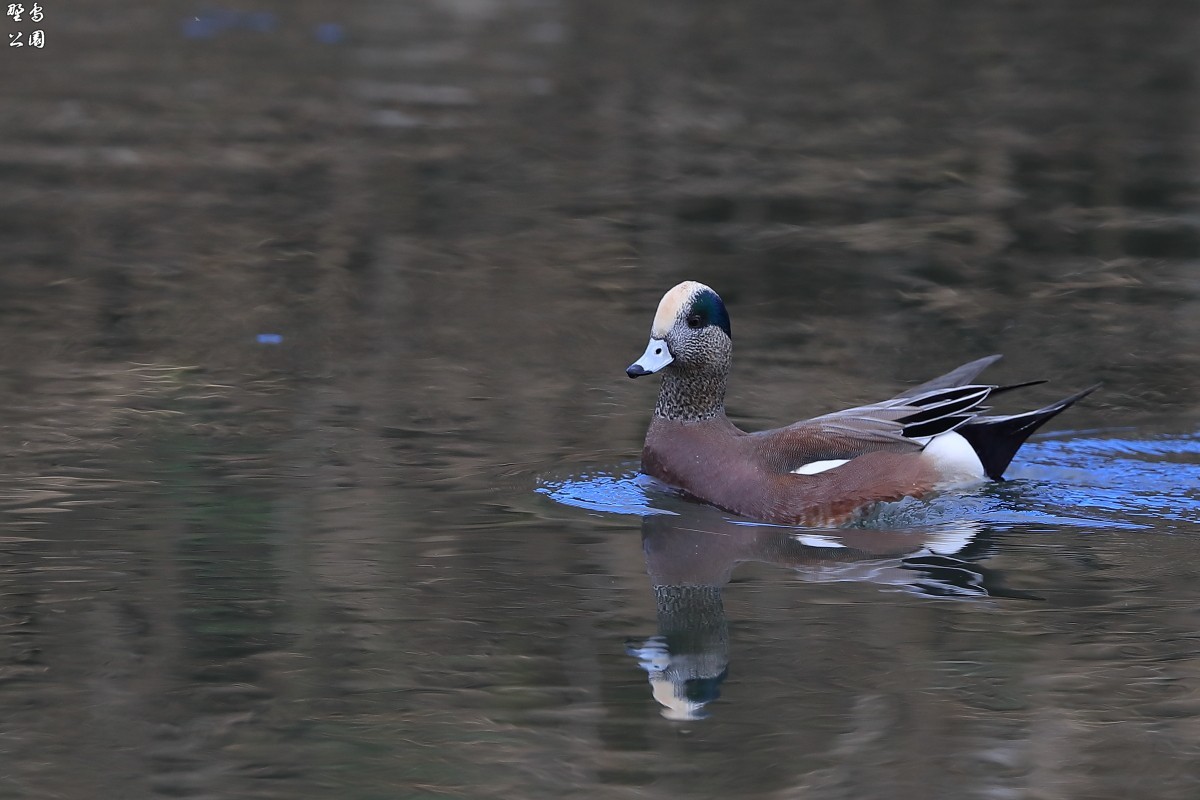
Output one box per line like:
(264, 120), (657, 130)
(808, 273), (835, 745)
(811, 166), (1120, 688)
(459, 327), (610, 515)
(627, 281), (1097, 526)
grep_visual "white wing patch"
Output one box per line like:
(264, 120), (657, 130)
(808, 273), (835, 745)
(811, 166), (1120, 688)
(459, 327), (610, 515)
(791, 458), (850, 475)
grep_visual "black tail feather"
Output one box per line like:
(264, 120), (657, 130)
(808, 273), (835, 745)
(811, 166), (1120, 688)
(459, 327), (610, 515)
(958, 384), (1101, 480)
(988, 379), (1048, 396)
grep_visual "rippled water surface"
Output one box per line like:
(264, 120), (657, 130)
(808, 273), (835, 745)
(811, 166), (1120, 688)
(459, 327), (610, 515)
(3, 1), (1200, 798)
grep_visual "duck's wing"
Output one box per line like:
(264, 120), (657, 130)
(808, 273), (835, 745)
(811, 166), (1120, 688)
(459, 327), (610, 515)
(747, 384), (995, 472)
(890, 354), (1001, 399)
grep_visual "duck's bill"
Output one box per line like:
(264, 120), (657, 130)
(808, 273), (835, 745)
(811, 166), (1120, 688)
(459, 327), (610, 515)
(627, 338), (673, 378)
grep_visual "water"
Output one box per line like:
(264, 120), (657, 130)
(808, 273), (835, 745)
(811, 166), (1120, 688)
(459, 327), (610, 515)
(2, 1), (1200, 798)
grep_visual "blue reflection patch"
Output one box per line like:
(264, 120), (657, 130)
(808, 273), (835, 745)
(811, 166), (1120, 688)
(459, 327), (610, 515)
(536, 464), (677, 516)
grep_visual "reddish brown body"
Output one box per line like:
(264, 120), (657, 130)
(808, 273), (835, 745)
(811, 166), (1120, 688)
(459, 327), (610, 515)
(642, 415), (938, 526)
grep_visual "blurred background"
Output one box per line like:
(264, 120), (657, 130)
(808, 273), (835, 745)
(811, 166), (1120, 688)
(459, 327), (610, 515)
(1, 1), (1198, 798)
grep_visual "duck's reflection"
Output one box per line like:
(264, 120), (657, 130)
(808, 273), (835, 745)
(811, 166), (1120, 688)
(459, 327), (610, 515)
(628, 508), (1021, 720)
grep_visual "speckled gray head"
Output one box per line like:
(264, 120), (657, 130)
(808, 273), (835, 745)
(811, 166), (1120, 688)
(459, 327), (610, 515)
(627, 281), (732, 379)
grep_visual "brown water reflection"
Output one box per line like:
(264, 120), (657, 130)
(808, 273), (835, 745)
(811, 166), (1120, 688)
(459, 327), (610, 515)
(2, 0), (1199, 798)
(631, 509), (1014, 722)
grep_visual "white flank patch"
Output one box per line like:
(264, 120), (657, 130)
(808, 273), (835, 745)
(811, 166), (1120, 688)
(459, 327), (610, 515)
(792, 533), (848, 549)
(791, 458), (850, 475)
(651, 281), (704, 337)
(922, 431), (985, 487)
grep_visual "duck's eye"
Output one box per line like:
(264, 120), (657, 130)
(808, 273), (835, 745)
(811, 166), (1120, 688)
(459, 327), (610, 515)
(686, 313), (704, 329)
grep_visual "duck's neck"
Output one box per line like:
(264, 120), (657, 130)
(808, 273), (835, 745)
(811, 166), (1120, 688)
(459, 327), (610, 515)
(654, 368), (728, 422)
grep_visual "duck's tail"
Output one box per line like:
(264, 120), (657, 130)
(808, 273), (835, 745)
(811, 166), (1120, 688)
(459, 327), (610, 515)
(958, 384), (1101, 480)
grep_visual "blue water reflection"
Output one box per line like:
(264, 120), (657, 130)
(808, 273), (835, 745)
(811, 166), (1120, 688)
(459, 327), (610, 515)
(536, 463), (678, 516)
(1012, 434), (1200, 527)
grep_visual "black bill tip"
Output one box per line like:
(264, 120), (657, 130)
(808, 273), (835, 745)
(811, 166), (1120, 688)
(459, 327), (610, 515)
(626, 363), (649, 378)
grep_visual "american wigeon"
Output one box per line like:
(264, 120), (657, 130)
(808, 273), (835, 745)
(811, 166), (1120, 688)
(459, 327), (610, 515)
(627, 281), (1098, 526)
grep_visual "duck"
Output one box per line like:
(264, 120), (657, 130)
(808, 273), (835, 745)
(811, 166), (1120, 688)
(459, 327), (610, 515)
(626, 281), (1098, 526)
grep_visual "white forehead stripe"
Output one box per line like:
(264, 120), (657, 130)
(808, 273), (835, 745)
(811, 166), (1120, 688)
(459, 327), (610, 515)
(651, 281), (706, 337)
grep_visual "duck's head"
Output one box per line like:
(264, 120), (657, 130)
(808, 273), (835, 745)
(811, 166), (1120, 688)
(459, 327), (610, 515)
(627, 281), (732, 379)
